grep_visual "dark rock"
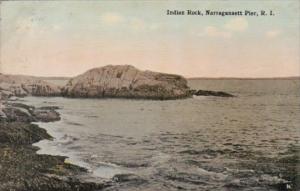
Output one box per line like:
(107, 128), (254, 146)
(0, 90), (13, 99)
(38, 106), (61, 110)
(191, 89), (235, 97)
(2, 107), (35, 122)
(112, 173), (147, 186)
(1, 102), (61, 123)
(0, 122), (51, 144)
(31, 108), (61, 122)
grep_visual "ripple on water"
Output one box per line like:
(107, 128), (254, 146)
(20, 80), (300, 190)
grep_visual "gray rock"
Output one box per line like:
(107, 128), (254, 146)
(62, 65), (190, 100)
(0, 102), (60, 123)
(2, 107), (35, 122)
(32, 108), (61, 122)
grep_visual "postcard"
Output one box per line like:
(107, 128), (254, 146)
(0, 1), (299, 191)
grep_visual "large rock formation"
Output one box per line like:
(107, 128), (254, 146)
(0, 73), (61, 97)
(62, 65), (190, 99)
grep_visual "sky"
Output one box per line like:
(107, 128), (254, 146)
(0, 0), (299, 78)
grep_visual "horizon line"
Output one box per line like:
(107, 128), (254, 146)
(187, 76), (300, 80)
(1, 72), (299, 80)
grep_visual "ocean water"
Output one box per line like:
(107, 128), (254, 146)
(21, 79), (300, 191)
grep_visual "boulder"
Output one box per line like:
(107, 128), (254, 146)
(31, 108), (60, 122)
(62, 65), (190, 100)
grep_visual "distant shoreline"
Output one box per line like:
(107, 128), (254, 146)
(188, 76), (300, 80)
(2, 72), (299, 81)
(41, 76), (300, 81)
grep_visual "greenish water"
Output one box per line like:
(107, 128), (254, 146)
(21, 79), (300, 191)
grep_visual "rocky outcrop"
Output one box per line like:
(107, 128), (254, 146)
(0, 102), (61, 123)
(0, 73), (61, 97)
(62, 65), (190, 100)
(1, 68), (237, 100)
(190, 89), (235, 97)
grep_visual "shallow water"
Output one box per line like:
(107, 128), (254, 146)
(21, 79), (300, 190)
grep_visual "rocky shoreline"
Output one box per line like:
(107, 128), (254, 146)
(0, 66), (238, 191)
(0, 98), (112, 191)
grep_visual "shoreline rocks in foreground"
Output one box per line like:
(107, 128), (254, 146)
(0, 122), (110, 191)
(62, 65), (191, 100)
(0, 99), (111, 191)
(0, 102), (61, 123)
